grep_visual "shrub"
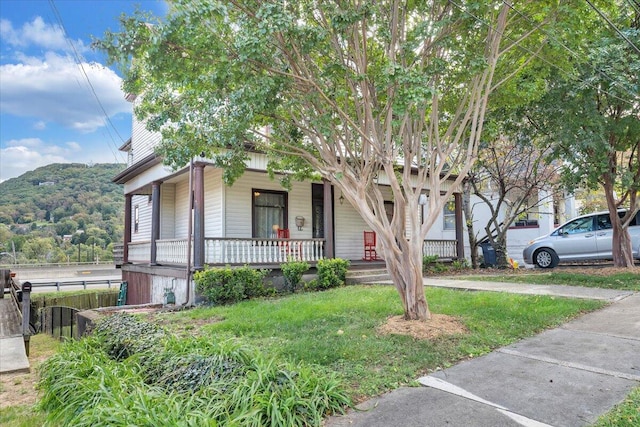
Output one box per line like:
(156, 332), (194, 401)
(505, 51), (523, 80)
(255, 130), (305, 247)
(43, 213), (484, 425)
(423, 255), (449, 274)
(315, 258), (350, 290)
(194, 266), (271, 305)
(38, 312), (350, 426)
(451, 258), (470, 270)
(280, 260), (310, 293)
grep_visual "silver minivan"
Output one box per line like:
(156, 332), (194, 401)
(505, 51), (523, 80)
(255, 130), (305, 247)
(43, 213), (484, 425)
(523, 210), (640, 268)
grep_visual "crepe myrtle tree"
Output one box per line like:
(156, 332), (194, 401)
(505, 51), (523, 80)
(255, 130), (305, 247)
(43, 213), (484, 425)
(466, 136), (562, 268)
(98, 0), (553, 320)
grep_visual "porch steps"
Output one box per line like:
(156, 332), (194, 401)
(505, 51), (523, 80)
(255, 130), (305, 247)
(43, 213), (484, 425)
(346, 268), (391, 285)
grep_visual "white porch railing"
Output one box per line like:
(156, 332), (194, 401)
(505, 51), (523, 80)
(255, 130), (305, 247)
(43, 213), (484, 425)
(423, 239), (458, 259)
(205, 238), (325, 264)
(152, 238), (325, 265)
(128, 241), (151, 263)
(156, 239), (191, 264)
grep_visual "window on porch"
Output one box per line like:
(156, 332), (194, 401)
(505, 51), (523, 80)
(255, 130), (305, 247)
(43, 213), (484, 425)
(252, 189), (288, 238)
(443, 200), (456, 230)
(134, 205), (139, 233)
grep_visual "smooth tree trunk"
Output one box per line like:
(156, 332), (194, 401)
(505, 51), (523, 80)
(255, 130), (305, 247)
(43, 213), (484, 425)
(379, 230), (430, 321)
(611, 220), (635, 267)
(605, 179), (635, 268)
(462, 181), (480, 269)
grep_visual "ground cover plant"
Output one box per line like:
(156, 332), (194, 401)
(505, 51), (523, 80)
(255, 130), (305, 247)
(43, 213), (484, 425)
(149, 285), (605, 401)
(37, 313), (349, 427)
(459, 267), (640, 291)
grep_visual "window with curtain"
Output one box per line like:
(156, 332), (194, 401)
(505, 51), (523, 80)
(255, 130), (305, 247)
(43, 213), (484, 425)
(443, 200), (456, 230)
(252, 190), (287, 238)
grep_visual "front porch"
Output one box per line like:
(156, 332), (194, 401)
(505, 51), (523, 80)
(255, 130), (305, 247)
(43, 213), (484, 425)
(126, 237), (459, 266)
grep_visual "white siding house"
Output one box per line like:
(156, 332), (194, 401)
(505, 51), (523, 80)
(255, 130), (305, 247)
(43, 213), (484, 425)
(114, 114), (465, 306)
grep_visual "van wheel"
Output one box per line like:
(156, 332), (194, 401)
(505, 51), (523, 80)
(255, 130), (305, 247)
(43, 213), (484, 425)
(534, 248), (559, 268)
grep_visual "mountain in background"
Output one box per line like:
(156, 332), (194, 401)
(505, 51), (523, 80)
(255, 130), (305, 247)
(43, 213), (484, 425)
(0, 163), (126, 264)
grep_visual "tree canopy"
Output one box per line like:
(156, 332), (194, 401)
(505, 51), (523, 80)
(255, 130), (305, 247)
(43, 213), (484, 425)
(97, 0), (568, 319)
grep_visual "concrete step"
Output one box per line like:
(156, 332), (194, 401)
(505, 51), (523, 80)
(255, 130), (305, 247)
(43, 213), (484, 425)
(346, 267), (391, 284)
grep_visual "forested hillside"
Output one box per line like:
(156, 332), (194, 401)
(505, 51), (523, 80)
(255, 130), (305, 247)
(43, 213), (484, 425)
(0, 163), (126, 264)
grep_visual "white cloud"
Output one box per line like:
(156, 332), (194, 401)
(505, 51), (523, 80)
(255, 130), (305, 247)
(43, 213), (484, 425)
(0, 140), (67, 182)
(0, 52), (131, 132)
(0, 17), (88, 52)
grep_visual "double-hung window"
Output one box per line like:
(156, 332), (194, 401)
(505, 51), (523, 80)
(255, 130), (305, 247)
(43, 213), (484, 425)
(252, 189), (287, 238)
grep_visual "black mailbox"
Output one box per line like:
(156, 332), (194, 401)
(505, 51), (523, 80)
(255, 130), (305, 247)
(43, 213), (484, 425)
(22, 281), (32, 292)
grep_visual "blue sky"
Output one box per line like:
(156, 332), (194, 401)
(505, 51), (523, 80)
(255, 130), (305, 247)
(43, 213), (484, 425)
(0, 0), (168, 182)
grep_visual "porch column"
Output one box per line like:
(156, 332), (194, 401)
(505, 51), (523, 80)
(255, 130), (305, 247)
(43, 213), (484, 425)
(150, 181), (161, 265)
(323, 179), (335, 258)
(124, 194), (132, 263)
(454, 192), (464, 259)
(193, 162), (206, 270)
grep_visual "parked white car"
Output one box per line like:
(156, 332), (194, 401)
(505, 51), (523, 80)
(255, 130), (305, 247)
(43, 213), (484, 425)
(522, 210), (640, 268)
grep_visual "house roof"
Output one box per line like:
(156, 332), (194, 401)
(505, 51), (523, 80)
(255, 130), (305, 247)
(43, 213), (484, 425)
(118, 137), (132, 152)
(112, 153), (162, 185)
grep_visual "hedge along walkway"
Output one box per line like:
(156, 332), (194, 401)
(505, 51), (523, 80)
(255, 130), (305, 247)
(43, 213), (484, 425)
(326, 279), (640, 427)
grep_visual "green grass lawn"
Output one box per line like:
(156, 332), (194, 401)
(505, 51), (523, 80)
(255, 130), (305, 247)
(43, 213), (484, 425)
(458, 270), (640, 291)
(151, 285), (604, 400)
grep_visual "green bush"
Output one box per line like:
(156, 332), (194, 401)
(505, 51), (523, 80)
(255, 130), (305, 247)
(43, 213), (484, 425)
(451, 258), (470, 270)
(280, 260), (310, 292)
(315, 258), (350, 290)
(423, 255), (449, 274)
(194, 266), (271, 305)
(38, 313), (350, 427)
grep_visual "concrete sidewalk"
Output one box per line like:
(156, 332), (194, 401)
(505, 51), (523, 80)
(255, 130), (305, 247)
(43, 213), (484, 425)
(325, 280), (640, 427)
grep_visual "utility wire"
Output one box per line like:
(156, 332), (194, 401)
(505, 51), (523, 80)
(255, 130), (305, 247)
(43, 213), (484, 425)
(503, 1), (638, 102)
(447, 0), (637, 107)
(48, 0), (127, 164)
(626, 0), (640, 14)
(585, 0), (640, 55)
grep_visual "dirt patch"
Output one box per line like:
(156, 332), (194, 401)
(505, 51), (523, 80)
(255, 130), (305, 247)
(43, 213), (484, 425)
(0, 350), (50, 409)
(376, 313), (468, 340)
(432, 265), (639, 278)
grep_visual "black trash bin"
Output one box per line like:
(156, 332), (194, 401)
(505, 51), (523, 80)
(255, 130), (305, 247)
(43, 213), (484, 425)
(480, 242), (497, 267)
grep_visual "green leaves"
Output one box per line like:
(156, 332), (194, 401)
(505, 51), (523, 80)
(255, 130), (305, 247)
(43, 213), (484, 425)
(38, 313), (350, 426)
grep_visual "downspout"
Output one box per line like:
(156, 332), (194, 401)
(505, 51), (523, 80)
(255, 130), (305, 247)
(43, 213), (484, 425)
(185, 158), (195, 306)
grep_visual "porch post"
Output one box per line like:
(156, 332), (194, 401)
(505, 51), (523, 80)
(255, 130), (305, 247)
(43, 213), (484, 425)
(124, 194), (132, 263)
(454, 192), (464, 259)
(150, 181), (161, 265)
(323, 179), (335, 258)
(193, 162), (206, 270)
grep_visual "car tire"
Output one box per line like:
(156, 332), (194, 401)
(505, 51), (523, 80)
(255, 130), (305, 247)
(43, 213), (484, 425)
(533, 248), (559, 268)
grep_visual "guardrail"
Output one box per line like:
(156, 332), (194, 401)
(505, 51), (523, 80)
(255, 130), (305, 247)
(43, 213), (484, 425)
(27, 279), (121, 292)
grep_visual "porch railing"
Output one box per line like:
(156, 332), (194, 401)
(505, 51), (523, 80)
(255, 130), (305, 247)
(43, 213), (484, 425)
(131, 238), (455, 265)
(206, 238), (325, 264)
(128, 241), (151, 263)
(154, 238), (325, 265)
(423, 239), (458, 259)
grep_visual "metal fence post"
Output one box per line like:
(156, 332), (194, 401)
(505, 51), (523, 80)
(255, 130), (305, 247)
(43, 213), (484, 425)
(21, 281), (32, 356)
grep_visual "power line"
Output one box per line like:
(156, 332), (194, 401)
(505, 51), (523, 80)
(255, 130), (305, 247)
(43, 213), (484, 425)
(48, 0), (127, 164)
(585, 0), (640, 55)
(626, 0), (640, 14)
(447, 0), (638, 108)
(503, 1), (638, 102)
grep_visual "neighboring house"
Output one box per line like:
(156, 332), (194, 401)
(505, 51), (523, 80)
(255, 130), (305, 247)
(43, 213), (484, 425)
(113, 100), (466, 306)
(466, 190), (577, 266)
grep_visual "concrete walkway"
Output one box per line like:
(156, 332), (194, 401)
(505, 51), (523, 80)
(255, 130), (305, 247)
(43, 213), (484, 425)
(325, 279), (640, 427)
(0, 298), (29, 374)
